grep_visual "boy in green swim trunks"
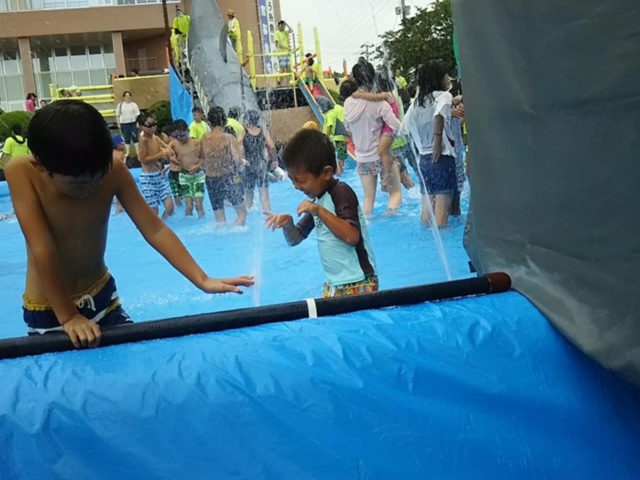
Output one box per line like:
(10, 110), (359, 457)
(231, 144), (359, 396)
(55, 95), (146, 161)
(265, 129), (378, 298)
(169, 119), (206, 218)
(5, 101), (254, 348)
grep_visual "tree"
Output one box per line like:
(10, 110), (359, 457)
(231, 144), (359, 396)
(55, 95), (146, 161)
(376, 0), (455, 80)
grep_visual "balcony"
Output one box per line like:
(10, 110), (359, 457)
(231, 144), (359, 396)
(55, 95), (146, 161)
(0, 0), (178, 12)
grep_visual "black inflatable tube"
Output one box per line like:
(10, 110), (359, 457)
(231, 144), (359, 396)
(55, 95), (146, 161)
(0, 273), (511, 360)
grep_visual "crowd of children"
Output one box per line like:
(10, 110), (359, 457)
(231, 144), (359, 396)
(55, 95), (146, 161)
(112, 105), (287, 226)
(2, 55), (466, 348)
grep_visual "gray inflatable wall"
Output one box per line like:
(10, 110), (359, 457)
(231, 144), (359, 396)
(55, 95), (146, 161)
(454, 0), (640, 386)
(188, 0), (260, 114)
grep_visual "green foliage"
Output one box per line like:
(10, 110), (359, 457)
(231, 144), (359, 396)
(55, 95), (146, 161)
(375, 0), (455, 83)
(327, 88), (341, 104)
(147, 100), (172, 131)
(0, 111), (34, 142)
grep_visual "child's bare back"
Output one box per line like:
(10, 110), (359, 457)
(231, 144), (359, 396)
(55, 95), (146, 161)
(6, 101), (254, 348)
(8, 155), (128, 300)
(171, 137), (202, 173)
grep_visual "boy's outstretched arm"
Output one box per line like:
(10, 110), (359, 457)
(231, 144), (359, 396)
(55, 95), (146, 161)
(298, 199), (360, 246)
(114, 162), (253, 293)
(264, 212), (314, 246)
(5, 160), (101, 348)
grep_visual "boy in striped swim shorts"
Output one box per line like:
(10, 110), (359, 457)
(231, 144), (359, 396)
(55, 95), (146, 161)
(137, 113), (175, 219)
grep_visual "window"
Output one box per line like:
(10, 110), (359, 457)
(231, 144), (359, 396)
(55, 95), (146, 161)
(2, 51), (21, 75)
(69, 45), (89, 70)
(88, 45), (104, 68)
(0, 50), (25, 112)
(103, 43), (115, 68)
(54, 48), (70, 71)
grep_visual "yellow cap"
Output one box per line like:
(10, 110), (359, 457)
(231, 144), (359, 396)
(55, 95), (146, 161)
(302, 121), (319, 130)
(227, 9), (235, 16)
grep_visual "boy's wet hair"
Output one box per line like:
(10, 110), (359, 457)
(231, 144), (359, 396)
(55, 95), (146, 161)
(228, 107), (241, 119)
(308, 58), (315, 66)
(173, 119), (188, 132)
(207, 106), (226, 127)
(161, 124), (175, 136)
(11, 124), (23, 136)
(282, 129), (336, 176)
(244, 110), (261, 127)
(339, 80), (357, 101)
(136, 112), (155, 126)
(192, 106), (204, 114)
(376, 71), (395, 93)
(28, 100), (112, 178)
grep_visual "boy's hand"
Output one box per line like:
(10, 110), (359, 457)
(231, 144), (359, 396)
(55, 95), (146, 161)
(63, 315), (102, 349)
(297, 200), (319, 216)
(200, 276), (255, 294)
(264, 213), (293, 231)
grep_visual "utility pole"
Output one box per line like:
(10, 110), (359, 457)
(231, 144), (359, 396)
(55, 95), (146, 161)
(396, 0), (411, 23)
(360, 43), (374, 62)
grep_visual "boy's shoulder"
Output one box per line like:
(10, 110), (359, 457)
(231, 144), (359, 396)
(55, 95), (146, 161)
(327, 180), (358, 204)
(4, 155), (36, 178)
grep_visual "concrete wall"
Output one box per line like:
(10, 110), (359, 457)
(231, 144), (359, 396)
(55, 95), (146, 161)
(113, 75), (170, 110)
(268, 107), (316, 144)
(0, 5), (169, 39)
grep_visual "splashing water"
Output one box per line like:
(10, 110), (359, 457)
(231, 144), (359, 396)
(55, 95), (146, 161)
(366, 14), (453, 281)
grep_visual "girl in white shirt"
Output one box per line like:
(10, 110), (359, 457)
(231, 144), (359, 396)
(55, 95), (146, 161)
(116, 91), (141, 158)
(400, 61), (457, 228)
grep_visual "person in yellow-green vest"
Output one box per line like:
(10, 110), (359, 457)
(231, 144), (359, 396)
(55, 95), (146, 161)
(0, 124), (30, 183)
(227, 9), (241, 52)
(172, 7), (190, 65)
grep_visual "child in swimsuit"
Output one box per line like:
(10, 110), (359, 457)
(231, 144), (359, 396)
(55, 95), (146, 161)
(137, 113), (175, 219)
(6, 100), (253, 346)
(160, 124), (183, 208)
(200, 107), (247, 226)
(265, 129), (378, 298)
(169, 119), (206, 218)
(238, 110), (276, 213)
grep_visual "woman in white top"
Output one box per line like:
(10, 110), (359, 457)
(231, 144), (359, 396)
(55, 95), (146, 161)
(116, 91), (141, 157)
(400, 61), (457, 228)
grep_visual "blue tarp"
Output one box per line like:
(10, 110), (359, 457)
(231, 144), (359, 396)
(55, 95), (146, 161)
(1, 292), (639, 479)
(169, 65), (193, 125)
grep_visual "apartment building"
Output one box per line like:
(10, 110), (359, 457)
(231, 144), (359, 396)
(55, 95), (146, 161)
(0, 0), (281, 111)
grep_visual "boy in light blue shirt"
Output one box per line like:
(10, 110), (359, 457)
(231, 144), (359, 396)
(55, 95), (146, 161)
(265, 129), (378, 297)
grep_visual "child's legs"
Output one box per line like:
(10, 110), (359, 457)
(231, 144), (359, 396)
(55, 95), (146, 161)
(234, 204), (247, 226)
(162, 196), (175, 220)
(184, 196), (194, 215)
(385, 161), (402, 211)
(359, 174), (377, 215)
(434, 194), (452, 228)
(259, 187), (271, 213)
(206, 175), (225, 221)
(356, 161), (382, 215)
(194, 177), (206, 217)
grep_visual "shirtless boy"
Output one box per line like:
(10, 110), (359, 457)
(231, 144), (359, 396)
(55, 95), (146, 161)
(5, 101), (254, 348)
(137, 113), (175, 219)
(170, 119), (205, 218)
(160, 125), (183, 208)
(200, 106), (247, 226)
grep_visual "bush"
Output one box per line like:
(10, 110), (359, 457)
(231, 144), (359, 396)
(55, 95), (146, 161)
(147, 100), (172, 131)
(0, 111), (33, 142)
(327, 88), (341, 105)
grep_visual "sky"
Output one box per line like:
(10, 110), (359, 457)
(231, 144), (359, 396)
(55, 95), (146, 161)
(280, 0), (436, 72)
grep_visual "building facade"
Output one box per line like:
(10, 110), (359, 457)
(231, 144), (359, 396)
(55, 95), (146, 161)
(0, 0), (281, 111)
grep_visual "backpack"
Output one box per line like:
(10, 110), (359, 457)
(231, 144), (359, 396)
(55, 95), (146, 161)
(333, 118), (348, 137)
